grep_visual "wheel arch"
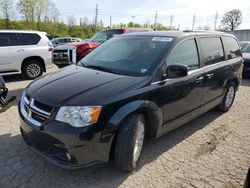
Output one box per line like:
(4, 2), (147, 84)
(101, 100), (163, 161)
(21, 56), (46, 73)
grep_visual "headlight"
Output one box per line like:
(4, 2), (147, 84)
(55, 106), (102, 127)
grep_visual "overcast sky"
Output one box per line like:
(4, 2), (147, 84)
(53, 0), (250, 30)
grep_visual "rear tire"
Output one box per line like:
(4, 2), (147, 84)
(114, 113), (145, 172)
(22, 60), (43, 79)
(217, 82), (236, 112)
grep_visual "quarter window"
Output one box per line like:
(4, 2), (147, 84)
(199, 37), (224, 66)
(20, 33), (41, 45)
(167, 39), (199, 70)
(223, 37), (241, 59)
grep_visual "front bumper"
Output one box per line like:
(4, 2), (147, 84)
(19, 108), (111, 169)
(52, 47), (77, 67)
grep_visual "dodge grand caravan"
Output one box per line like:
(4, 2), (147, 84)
(19, 31), (243, 172)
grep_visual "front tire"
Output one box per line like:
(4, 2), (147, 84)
(22, 60), (43, 79)
(114, 113), (145, 172)
(218, 82), (236, 112)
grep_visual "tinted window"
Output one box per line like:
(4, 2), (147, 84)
(89, 30), (124, 43)
(223, 37), (241, 59)
(0, 33), (40, 47)
(241, 43), (250, 53)
(20, 33), (41, 45)
(200, 37), (224, 66)
(0, 33), (21, 46)
(80, 36), (172, 76)
(167, 39), (199, 70)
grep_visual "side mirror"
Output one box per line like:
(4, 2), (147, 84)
(166, 64), (188, 78)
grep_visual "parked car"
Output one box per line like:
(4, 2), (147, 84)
(51, 37), (81, 47)
(240, 42), (250, 77)
(19, 31), (242, 172)
(52, 28), (154, 68)
(0, 30), (53, 79)
(0, 75), (16, 112)
(239, 41), (249, 49)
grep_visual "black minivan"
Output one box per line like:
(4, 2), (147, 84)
(19, 31), (243, 172)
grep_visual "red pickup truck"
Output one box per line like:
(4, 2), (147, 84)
(52, 28), (154, 67)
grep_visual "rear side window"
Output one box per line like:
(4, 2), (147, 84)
(167, 39), (199, 70)
(20, 33), (41, 45)
(0, 33), (41, 47)
(223, 37), (240, 59)
(199, 37), (224, 66)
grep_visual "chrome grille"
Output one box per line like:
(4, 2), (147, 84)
(20, 94), (53, 126)
(52, 47), (77, 65)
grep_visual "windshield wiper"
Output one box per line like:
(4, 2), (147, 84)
(84, 65), (122, 75)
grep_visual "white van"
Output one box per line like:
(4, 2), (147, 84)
(0, 30), (53, 79)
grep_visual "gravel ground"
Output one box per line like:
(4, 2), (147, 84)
(0, 65), (249, 188)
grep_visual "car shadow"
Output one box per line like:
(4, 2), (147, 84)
(0, 109), (223, 187)
(2, 74), (27, 83)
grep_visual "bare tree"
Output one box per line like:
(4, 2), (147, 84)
(45, 1), (59, 23)
(221, 9), (242, 31)
(36, 0), (49, 29)
(0, 0), (14, 28)
(17, 0), (38, 28)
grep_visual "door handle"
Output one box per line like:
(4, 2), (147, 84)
(16, 49), (25, 52)
(205, 73), (214, 79)
(195, 76), (204, 83)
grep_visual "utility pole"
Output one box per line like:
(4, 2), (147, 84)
(131, 16), (135, 22)
(170, 14), (173, 29)
(214, 12), (218, 31)
(94, 4), (99, 30)
(192, 14), (196, 30)
(154, 11), (158, 29)
(110, 16), (112, 28)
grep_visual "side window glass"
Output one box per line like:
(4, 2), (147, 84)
(242, 44), (250, 53)
(20, 33), (41, 45)
(0, 33), (20, 46)
(200, 37), (224, 66)
(167, 39), (199, 70)
(223, 37), (240, 59)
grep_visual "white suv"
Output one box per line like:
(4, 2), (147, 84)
(0, 30), (53, 79)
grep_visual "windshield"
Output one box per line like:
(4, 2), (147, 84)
(79, 35), (173, 76)
(241, 43), (250, 53)
(89, 30), (124, 43)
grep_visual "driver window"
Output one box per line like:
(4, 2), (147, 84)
(167, 39), (199, 70)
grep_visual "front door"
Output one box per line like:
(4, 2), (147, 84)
(159, 38), (204, 132)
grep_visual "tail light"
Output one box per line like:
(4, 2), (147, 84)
(47, 41), (54, 52)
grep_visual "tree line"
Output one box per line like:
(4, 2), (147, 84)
(0, 0), (244, 39)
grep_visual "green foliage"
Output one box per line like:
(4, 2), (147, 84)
(0, 18), (105, 38)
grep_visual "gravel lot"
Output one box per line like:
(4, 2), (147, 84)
(0, 65), (250, 188)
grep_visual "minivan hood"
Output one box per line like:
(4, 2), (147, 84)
(26, 65), (139, 107)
